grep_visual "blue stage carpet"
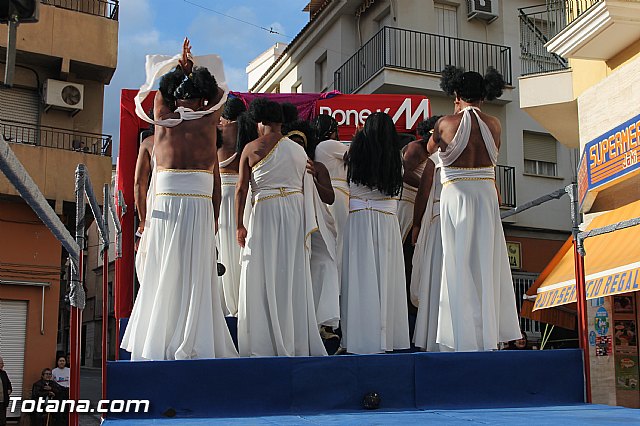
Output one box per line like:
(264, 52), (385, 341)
(102, 405), (639, 425)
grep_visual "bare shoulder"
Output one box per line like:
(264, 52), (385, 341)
(479, 112), (501, 131)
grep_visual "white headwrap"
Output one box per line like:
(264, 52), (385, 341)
(134, 53), (229, 128)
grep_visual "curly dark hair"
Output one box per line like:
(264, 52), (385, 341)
(346, 112), (403, 196)
(416, 115), (442, 140)
(159, 66), (219, 111)
(281, 102), (299, 124)
(249, 97), (283, 124)
(440, 65), (505, 102)
(313, 114), (339, 142)
(222, 97), (247, 121)
(236, 112), (259, 154)
(283, 119), (317, 160)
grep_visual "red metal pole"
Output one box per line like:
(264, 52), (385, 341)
(573, 241), (592, 403)
(102, 249), (109, 418)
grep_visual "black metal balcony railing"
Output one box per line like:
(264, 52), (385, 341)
(560, 0), (601, 26)
(496, 164), (516, 208)
(334, 26), (512, 95)
(0, 119), (112, 156)
(519, 4), (569, 76)
(41, 0), (119, 20)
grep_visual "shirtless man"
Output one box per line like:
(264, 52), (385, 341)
(121, 38), (237, 360)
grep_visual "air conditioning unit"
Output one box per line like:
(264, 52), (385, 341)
(467, 0), (499, 23)
(43, 79), (84, 113)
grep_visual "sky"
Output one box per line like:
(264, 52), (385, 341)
(104, 0), (310, 159)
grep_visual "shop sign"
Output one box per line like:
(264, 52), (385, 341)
(580, 112), (640, 211)
(506, 242), (521, 270)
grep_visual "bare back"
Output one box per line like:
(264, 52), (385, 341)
(153, 91), (222, 171)
(218, 122), (240, 173)
(435, 109), (501, 168)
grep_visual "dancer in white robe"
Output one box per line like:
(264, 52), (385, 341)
(410, 152), (448, 351)
(285, 121), (340, 330)
(134, 129), (155, 281)
(313, 115), (349, 291)
(341, 112), (410, 354)
(216, 97), (247, 316)
(236, 99), (327, 357)
(397, 118), (441, 242)
(123, 38), (238, 360)
(429, 66), (521, 351)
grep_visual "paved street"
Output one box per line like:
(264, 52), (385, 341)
(79, 367), (102, 426)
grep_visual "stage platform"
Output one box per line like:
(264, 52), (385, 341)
(102, 405), (640, 425)
(104, 349), (634, 424)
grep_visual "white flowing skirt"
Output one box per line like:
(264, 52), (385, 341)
(238, 193), (327, 357)
(216, 174), (242, 316)
(341, 209), (410, 354)
(411, 214), (448, 352)
(329, 186), (349, 292)
(397, 183), (417, 243)
(122, 172), (238, 360)
(437, 180), (521, 351)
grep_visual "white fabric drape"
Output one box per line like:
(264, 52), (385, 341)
(135, 54), (229, 127)
(238, 138), (327, 357)
(122, 170), (238, 360)
(436, 107), (521, 351)
(341, 184), (410, 354)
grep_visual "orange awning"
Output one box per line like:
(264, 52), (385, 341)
(533, 199), (640, 311)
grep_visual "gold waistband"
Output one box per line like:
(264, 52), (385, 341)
(156, 192), (212, 199)
(443, 177), (495, 186)
(253, 188), (303, 205)
(157, 168), (213, 174)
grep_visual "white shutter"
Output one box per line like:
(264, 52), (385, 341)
(0, 300), (27, 418)
(523, 132), (558, 163)
(435, 3), (458, 38)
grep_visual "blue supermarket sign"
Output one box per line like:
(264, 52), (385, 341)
(579, 113), (640, 210)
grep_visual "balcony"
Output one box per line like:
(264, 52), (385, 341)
(519, 4), (569, 76)
(1, 119), (112, 156)
(496, 165), (517, 209)
(334, 26), (512, 96)
(546, 0), (640, 61)
(41, 0), (119, 20)
(0, 119), (113, 204)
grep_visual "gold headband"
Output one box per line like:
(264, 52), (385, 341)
(286, 130), (308, 147)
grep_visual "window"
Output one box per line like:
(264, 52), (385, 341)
(292, 80), (302, 94)
(435, 3), (458, 38)
(523, 132), (558, 177)
(315, 53), (328, 92)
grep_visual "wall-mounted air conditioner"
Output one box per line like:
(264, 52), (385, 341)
(43, 79), (84, 113)
(467, 0), (499, 23)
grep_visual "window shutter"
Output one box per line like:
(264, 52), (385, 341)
(0, 300), (27, 418)
(524, 132), (557, 163)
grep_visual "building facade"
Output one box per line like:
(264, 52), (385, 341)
(0, 0), (117, 416)
(519, 0), (640, 408)
(250, 0), (577, 337)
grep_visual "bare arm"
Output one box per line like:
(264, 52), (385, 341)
(427, 121), (441, 155)
(154, 90), (179, 120)
(235, 147), (251, 247)
(134, 139), (152, 231)
(309, 161), (335, 205)
(212, 149), (221, 233)
(411, 160), (435, 245)
(403, 142), (426, 188)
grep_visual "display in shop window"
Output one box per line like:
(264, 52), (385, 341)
(615, 354), (639, 391)
(613, 295), (635, 314)
(614, 320), (637, 348)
